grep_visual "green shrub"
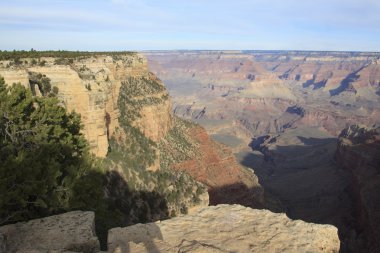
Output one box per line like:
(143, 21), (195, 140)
(0, 76), (92, 224)
(28, 72), (53, 96)
(38, 60), (46, 66)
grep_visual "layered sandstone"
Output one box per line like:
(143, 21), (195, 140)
(0, 211), (99, 253)
(108, 204), (340, 253)
(0, 55), (172, 158)
(336, 125), (380, 252)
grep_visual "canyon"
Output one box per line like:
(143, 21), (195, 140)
(1, 50), (379, 252)
(0, 53), (265, 214)
(145, 50), (380, 252)
(0, 52), (272, 252)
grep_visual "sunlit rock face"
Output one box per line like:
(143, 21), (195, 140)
(0, 54), (172, 158)
(108, 204), (340, 253)
(0, 211), (100, 253)
(0, 206), (340, 253)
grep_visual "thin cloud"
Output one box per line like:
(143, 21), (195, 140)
(0, 0), (379, 51)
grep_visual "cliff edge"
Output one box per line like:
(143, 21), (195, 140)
(0, 206), (340, 253)
(109, 204), (340, 253)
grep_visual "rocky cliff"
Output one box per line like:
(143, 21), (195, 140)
(159, 118), (264, 207)
(0, 206), (341, 253)
(0, 52), (265, 219)
(0, 54), (172, 158)
(336, 125), (380, 252)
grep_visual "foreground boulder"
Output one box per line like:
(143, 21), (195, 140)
(108, 204), (340, 253)
(0, 211), (99, 253)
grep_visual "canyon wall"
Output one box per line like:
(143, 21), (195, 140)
(0, 54), (172, 158)
(168, 122), (264, 207)
(336, 125), (380, 252)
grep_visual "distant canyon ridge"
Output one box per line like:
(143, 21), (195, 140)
(145, 50), (380, 141)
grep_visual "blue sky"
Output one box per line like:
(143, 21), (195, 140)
(0, 0), (379, 51)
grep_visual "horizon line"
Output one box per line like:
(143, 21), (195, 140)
(1, 49), (380, 54)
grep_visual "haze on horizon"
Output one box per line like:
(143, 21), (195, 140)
(0, 0), (379, 52)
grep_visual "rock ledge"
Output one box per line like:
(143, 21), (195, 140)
(0, 211), (99, 253)
(108, 204), (340, 253)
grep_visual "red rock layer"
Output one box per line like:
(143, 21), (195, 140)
(171, 125), (264, 208)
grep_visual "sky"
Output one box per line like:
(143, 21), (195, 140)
(0, 0), (379, 51)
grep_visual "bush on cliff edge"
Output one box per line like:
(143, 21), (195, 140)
(0, 76), (93, 224)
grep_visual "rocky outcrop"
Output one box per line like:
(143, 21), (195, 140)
(336, 125), (380, 252)
(0, 211), (99, 253)
(108, 204), (340, 253)
(0, 55), (172, 158)
(0, 206), (341, 253)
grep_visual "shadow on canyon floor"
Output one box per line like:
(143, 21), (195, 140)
(237, 137), (356, 252)
(297, 136), (337, 146)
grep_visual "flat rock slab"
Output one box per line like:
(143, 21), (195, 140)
(108, 204), (340, 253)
(0, 211), (99, 253)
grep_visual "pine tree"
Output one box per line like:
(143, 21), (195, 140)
(0, 77), (92, 224)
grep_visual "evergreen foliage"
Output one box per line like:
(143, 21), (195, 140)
(117, 80), (158, 170)
(28, 72), (53, 96)
(0, 77), (92, 224)
(158, 116), (199, 169)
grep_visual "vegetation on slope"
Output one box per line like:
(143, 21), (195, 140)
(158, 116), (199, 169)
(106, 76), (206, 215)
